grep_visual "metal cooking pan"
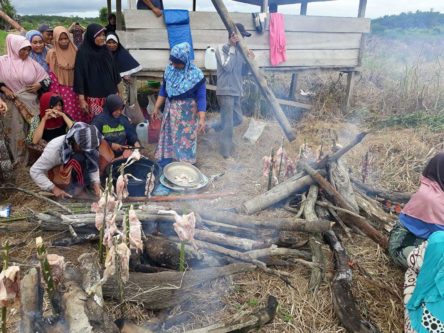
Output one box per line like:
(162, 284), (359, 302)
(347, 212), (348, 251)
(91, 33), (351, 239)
(163, 162), (204, 188)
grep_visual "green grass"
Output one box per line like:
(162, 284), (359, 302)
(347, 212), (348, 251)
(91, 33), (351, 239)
(0, 30), (7, 55)
(373, 111), (444, 132)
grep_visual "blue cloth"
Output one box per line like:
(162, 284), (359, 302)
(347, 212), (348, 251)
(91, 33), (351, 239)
(163, 42), (204, 98)
(163, 10), (194, 60)
(400, 213), (444, 239)
(159, 79), (206, 111)
(407, 231), (444, 332)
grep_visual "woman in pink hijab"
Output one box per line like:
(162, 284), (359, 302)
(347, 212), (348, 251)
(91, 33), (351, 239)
(0, 34), (50, 164)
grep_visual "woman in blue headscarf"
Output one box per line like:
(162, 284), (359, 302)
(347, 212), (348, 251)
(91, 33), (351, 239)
(404, 231), (444, 332)
(25, 30), (49, 73)
(152, 42), (206, 166)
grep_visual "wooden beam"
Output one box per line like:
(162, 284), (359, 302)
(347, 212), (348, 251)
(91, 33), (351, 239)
(342, 71), (355, 113)
(288, 73), (298, 100)
(358, 0), (367, 18)
(116, 0), (123, 30)
(210, 0), (296, 141)
(193, 0), (197, 11)
(261, 0), (269, 12)
(107, 0), (112, 16)
(300, 0), (308, 15)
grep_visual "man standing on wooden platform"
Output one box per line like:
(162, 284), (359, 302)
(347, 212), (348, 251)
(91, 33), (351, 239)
(213, 23), (254, 159)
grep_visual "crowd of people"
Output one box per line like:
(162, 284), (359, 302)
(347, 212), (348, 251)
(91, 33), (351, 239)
(0, 7), (253, 202)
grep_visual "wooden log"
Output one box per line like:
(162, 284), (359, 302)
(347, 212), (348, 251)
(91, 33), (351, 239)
(243, 247), (311, 261)
(328, 159), (359, 213)
(125, 191), (235, 202)
(183, 295), (278, 333)
(103, 263), (256, 310)
(241, 172), (322, 215)
(324, 230), (380, 333)
(195, 229), (271, 251)
(353, 191), (396, 228)
(303, 185), (325, 293)
(201, 218), (271, 240)
(350, 177), (412, 203)
(241, 132), (366, 215)
(61, 263), (120, 333)
(302, 163), (388, 249)
(0, 10), (25, 32)
(20, 268), (43, 333)
(210, 0), (296, 141)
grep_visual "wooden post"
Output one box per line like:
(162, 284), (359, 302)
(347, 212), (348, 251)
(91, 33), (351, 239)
(358, 0), (367, 18)
(288, 72), (298, 100)
(342, 71), (355, 113)
(193, 0), (197, 11)
(107, 0), (112, 16)
(300, 0), (308, 15)
(116, 0), (123, 30)
(261, 0), (269, 13)
(210, 0), (296, 142)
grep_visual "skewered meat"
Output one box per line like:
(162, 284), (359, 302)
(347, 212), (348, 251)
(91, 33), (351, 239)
(0, 266), (20, 307)
(116, 174), (129, 201)
(102, 241), (131, 284)
(125, 206), (143, 253)
(158, 210), (198, 249)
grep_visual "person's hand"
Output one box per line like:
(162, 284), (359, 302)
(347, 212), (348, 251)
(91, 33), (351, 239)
(1, 87), (15, 100)
(52, 186), (70, 199)
(198, 117), (206, 134)
(152, 108), (161, 120)
(111, 142), (123, 151)
(247, 49), (255, 59)
(152, 7), (162, 17)
(25, 82), (41, 93)
(123, 75), (131, 83)
(79, 98), (89, 114)
(92, 183), (101, 198)
(51, 109), (64, 118)
(42, 109), (53, 120)
(229, 33), (239, 46)
(0, 99), (7, 116)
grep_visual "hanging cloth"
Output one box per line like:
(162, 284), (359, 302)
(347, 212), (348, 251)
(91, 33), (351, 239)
(269, 13), (287, 66)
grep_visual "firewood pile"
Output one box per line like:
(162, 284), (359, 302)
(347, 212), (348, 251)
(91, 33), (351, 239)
(0, 132), (410, 332)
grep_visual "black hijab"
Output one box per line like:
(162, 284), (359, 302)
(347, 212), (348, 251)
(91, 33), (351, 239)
(73, 23), (121, 98)
(106, 32), (142, 76)
(423, 152), (444, 191)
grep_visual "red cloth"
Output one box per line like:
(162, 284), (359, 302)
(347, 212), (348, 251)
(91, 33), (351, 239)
(39, 92), (64, 129)
(403, 176), (444, 226)
(269, 13), (287, 66)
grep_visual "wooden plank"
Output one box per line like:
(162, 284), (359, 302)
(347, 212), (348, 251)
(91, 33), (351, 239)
(130, 49), (359, 71)
(120, 29), (362, 51)
(123, 10), (371, 33)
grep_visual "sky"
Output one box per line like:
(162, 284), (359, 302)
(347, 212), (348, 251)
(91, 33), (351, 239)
(10, 0), (444, 19)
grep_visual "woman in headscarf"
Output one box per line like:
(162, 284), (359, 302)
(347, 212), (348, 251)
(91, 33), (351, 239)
(105, 32), (142, 81)
(25, 30), (49, 73)
(73, 23), (121, 123)
(403, 231), (444, 333)
(30, 122), (101, 199)
(152, 42), (206, 166)
(47, 26), (86, 122)
(26, 92), (74, 147)
(0, 34), (50, 164)
(389, 152), (444, 269)
(92, 94), (139, 158)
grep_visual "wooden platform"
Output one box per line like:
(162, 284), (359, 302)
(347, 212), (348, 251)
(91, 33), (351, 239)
(120, 9), (370, 76)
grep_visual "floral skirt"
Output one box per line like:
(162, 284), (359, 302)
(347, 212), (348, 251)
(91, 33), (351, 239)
(49, 72), (86, 122)
(155, 98), (198, 164)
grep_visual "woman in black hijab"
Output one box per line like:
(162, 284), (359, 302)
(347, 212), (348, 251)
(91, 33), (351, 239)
(73, 23), (121, 123)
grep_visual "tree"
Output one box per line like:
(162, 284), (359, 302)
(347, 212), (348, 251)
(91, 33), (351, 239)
(0, 0), (17, 30)
(99, 7), (108, 24)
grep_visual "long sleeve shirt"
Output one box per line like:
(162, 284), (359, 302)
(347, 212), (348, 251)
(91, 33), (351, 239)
(30, 135), (100, 191)
(215, 44), (245, 97)
(159, 80), (207, 112)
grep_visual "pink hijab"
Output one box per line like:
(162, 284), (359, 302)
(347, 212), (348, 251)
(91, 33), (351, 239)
(0, 34), (49, 93)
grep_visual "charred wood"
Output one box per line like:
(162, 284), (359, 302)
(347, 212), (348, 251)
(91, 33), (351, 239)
(351, 177), (411, 203)
(103, 263), (256, 310)
(302, 163), (388, 249)
(303, 185), (325, 292)
(20, 268), (44, 333)
(324, 230), (381, 333)
(353, 191), (396, 229)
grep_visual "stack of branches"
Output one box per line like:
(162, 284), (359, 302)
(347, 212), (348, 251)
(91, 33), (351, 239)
(4, 132), (410, 332)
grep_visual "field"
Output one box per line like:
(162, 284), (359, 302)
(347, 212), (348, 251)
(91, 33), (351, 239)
(0, 26), (444, 332)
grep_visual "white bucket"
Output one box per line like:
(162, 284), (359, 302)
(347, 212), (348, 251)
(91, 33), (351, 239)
(205, 46), (217, 70)
(136, 121), (149, 146)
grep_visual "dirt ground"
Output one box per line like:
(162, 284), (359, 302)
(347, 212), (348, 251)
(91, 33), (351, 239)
(2, 112), (432, 332)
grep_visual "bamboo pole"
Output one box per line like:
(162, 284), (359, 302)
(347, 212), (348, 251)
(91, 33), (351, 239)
(210, 0), (296, 142)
